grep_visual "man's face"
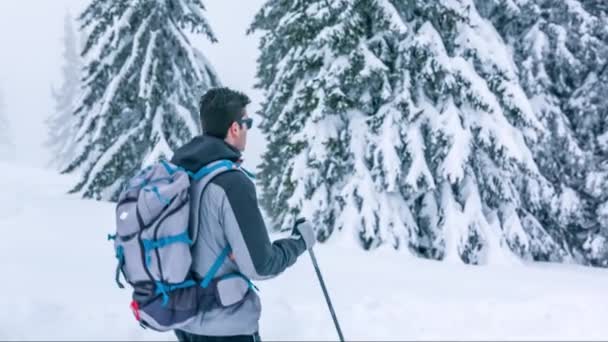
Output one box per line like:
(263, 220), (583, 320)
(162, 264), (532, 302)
(236, 113), (249, 152)
(228, 110), (251, 152)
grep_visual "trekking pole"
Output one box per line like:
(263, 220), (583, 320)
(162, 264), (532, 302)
(309, 248), (345, 342)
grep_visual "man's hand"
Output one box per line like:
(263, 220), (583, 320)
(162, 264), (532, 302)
(292, 218), (316, 250)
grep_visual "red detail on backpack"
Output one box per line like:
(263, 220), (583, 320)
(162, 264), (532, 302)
(130, 300), (141, 321)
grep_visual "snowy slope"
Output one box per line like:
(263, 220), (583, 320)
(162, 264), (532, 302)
(1, 161), (608, 341)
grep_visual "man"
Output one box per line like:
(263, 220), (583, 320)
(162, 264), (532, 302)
(170, 87), (316, 342)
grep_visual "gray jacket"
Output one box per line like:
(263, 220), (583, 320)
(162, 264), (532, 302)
(171, 135), (307, 335)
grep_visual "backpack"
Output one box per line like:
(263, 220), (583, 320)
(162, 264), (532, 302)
(109, 159), (256, 332)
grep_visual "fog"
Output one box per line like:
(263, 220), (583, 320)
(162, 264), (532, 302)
(0, 0), (267, 170)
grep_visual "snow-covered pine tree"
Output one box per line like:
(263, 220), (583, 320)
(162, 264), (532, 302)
(252, 0), (567, 264)
(567, 4), (608, 265)
(575, 63), (608, 265)
(64, 0), (220, 201)
(46, 11), (83, 171)
(0, 89), (14, 161)
(477, 0), (608, 265)
(249, 0), (408, 246)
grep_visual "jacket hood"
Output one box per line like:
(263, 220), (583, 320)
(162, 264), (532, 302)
(171, 135), (242, 173)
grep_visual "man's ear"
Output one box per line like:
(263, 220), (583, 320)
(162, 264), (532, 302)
(228, 121), (239, 136)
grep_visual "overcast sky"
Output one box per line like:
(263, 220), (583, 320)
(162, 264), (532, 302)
(0, 0), (267, 170)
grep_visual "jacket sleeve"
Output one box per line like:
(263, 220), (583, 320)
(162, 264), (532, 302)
(216, 171), (306, 280)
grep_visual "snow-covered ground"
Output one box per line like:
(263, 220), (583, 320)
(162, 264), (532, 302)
(1, 160), (607, 341)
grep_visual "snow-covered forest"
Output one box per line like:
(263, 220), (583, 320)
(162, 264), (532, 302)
(2, 0), (605, 267)
(1, 0), (607, 340)
(251, 0), (608, 266)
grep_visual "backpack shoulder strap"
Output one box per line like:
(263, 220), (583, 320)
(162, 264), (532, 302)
(185, 159), (252, 243)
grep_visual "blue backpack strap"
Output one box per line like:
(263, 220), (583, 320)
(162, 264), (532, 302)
(218, 272), (259, 292)
(114, 246), (125, 289)
(143, 185), (171, 206)
(155, 279), (197, 306)
(160, 159), (178, 175)
(190, 160), (239, 181)
(141, 231), (193, 267)
(160, 159), (196, 178)
(163, 158), (255, 181)
(201, 246), (232, 288)
(142, 231), (192, 250)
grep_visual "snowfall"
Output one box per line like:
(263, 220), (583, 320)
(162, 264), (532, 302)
(1, 160), (607, 341)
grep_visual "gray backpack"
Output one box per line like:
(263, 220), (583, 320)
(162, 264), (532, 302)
(109, 159), (256, 331)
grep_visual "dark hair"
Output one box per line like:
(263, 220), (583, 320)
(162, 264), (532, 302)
(199, 87), (251, 139)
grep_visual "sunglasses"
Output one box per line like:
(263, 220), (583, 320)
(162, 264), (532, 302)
(236, 117), (253, 129)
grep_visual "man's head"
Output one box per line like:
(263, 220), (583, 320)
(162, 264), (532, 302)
(199, 87), (252, 151)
